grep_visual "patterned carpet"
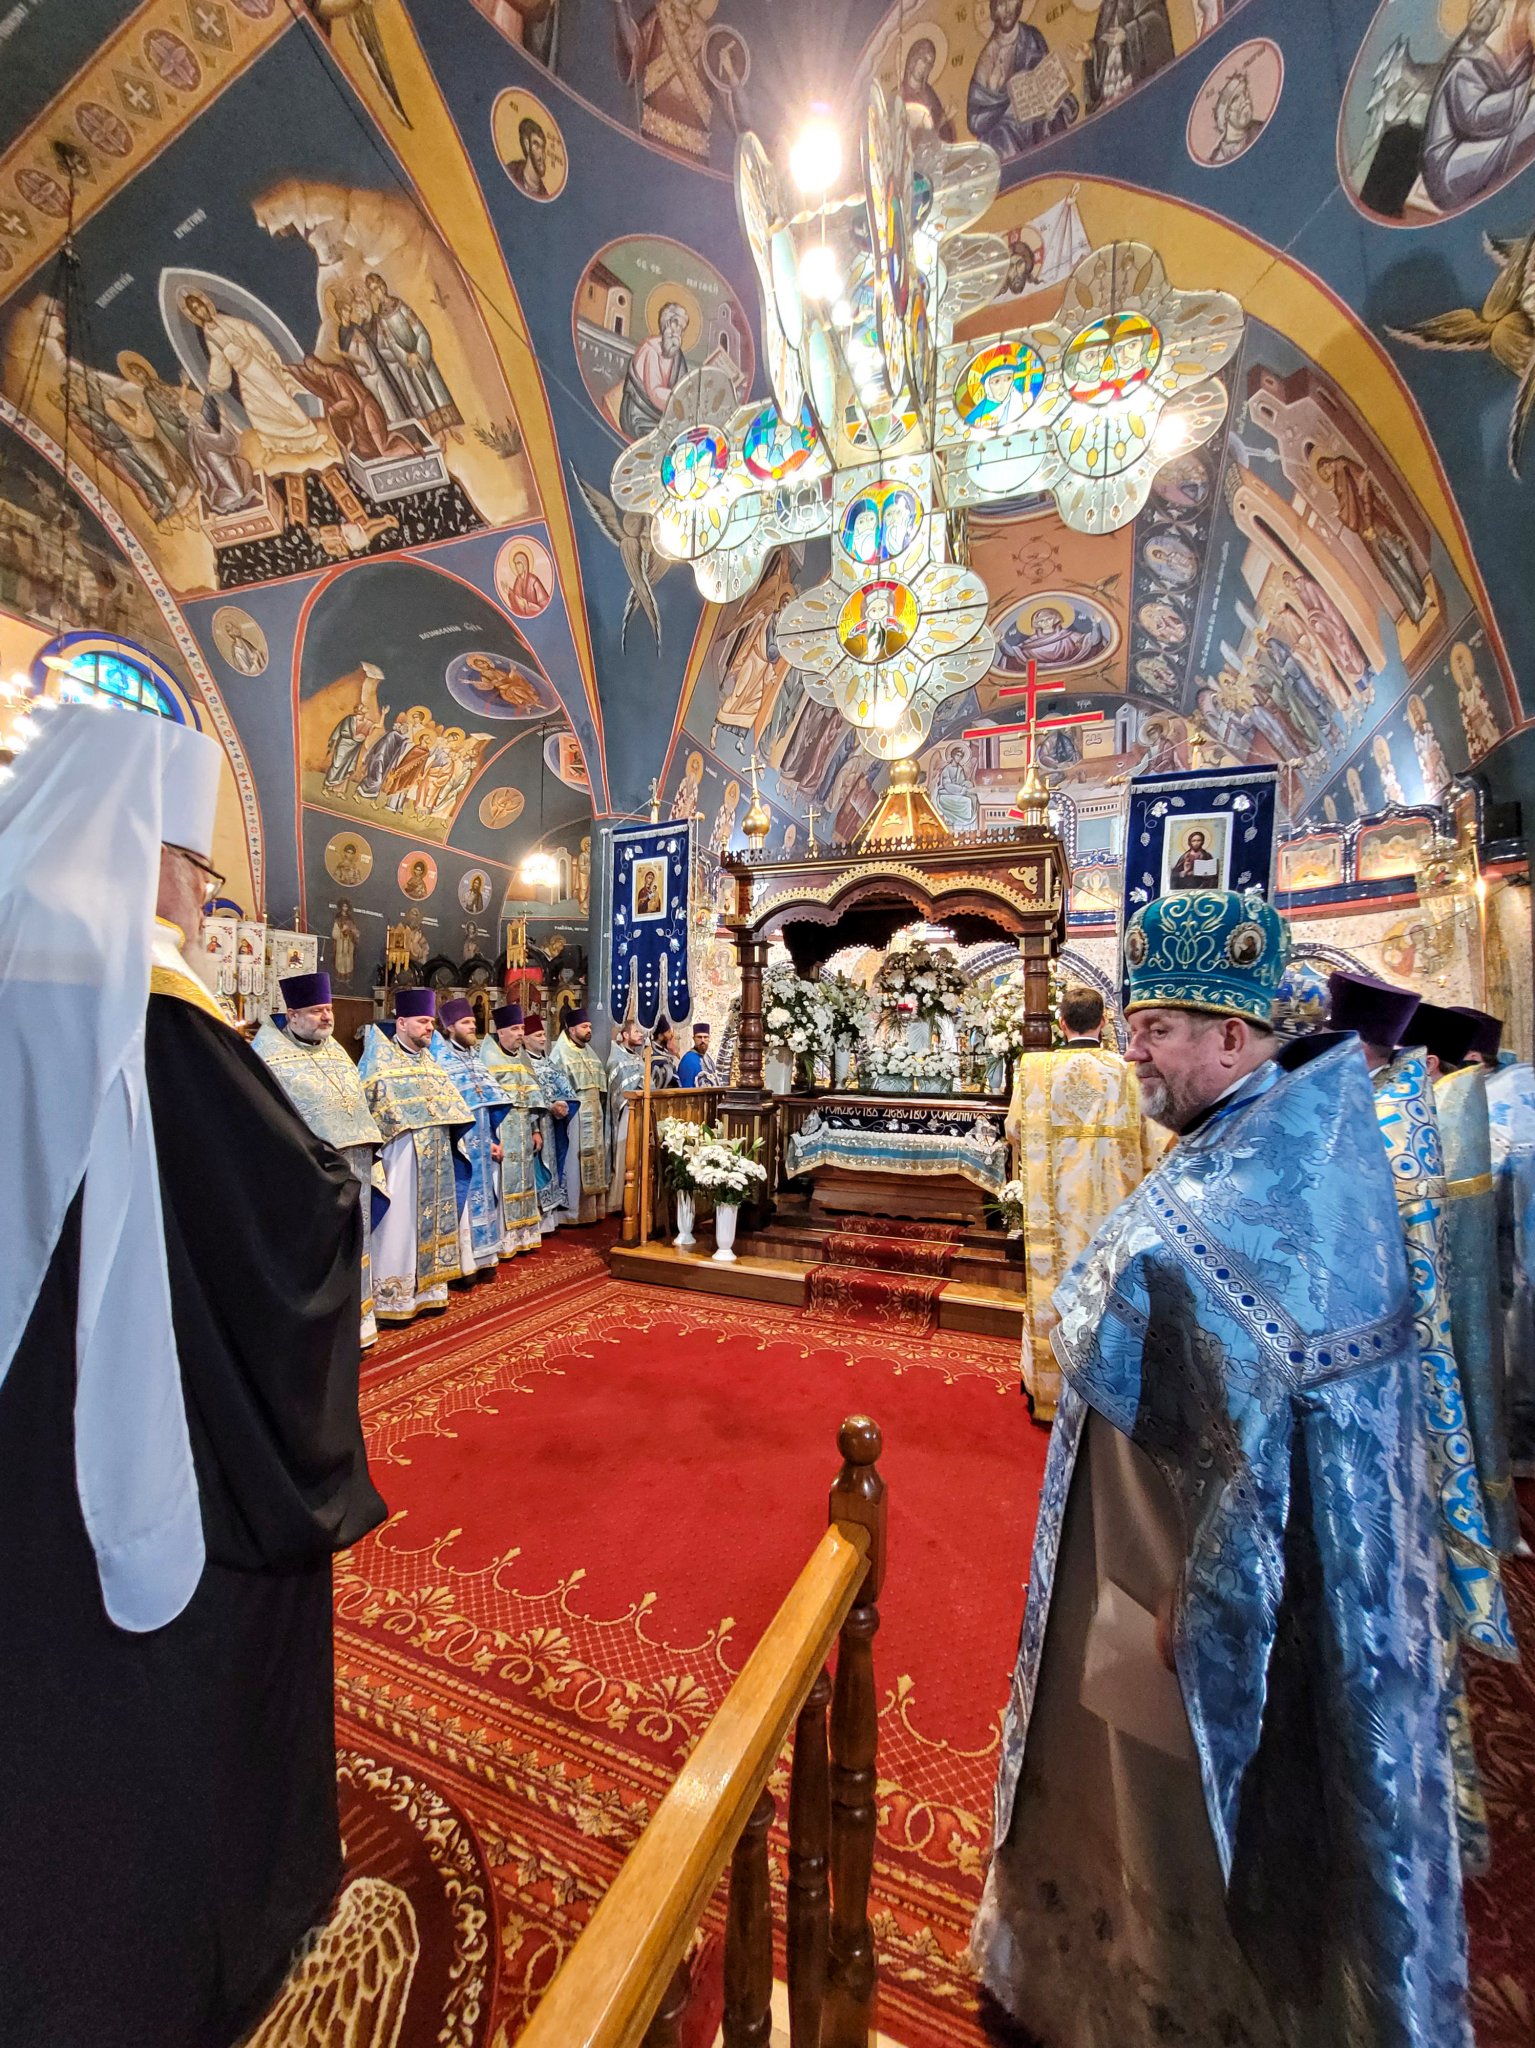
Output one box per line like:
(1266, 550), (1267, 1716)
(328, 1237), (1535, 2047)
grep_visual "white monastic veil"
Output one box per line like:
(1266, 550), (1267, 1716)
(0, 704), (209, 1630)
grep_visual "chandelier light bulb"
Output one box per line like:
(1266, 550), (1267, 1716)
(789, 116), (842, 195)
(519, 851), (559, 891)
(798, 241), (843, 302)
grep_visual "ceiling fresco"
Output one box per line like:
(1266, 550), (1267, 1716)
(0, 0), (1531, 961)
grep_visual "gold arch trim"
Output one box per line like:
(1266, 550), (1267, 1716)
(749, 861), (1050, 924)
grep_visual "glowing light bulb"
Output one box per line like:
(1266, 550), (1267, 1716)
(798, 241), (843, 301)
(789, 117), (842, 195)
(1153, 411), (1191, 457)
(830, 297), (853, 328)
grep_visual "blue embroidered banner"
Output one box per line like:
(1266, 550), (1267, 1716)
(1122, 764), (1280, 933)
(610, 820), (692, 1028)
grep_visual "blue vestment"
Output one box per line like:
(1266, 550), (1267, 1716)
(976, 1035), (1469, 2048)
(431, 1039), (513, 1269)
(1488, 1057), (1535, 1464)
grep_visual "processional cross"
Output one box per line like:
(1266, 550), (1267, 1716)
(805, 802), (820, 855)
(963, 659), (1101, 819)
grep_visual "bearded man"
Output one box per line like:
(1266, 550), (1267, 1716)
(974, 889), (1470, 2048)
(431, 995), (513, 1275)
(359, 991), (472, 1321)
(253, 970), (387, 1347)
(547, 1007), (609, 1225)
(481, 1001), (546, 1254)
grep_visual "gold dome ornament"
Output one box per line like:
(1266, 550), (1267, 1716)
(1012, 754), (1051, 827)
(742, 756), (772, 848)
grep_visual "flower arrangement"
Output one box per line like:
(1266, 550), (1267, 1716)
(688, 1134), (769, 1205)
(982, 967), (1032, 1061)
(872, 938), (966, 1026)
(863, 1039), (962, 1092)
(990, 1179), (1026, 1234)
(763, 965), (836, 1084)
(819, 969), (870, 1049)
(656, 1115), (706, 1192)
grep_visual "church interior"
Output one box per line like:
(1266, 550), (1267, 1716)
(3, 1), (1535, 2043)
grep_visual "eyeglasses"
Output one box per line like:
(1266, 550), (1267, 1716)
(185, 853), (225, 910)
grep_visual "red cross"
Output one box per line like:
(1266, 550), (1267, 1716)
(959, 660), (1105, 818)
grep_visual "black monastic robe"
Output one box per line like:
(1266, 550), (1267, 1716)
(0, 989), (387, 2047)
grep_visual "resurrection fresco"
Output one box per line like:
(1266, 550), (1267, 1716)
(0, 0), (1531, 1008)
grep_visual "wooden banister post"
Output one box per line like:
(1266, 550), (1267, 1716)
(640, 1958), (693, 2048)
(724, 1787), (775, 2048)
(824, 1417), (885, 2048)
(788, 1668), (832, 2048)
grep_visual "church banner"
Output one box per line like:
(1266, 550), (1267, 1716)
(609, 819), (693, 1029)
(1121, 764), (1280, 944)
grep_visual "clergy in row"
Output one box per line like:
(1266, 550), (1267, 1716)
(359, 990), (472, 1322)
(432, 995), (514, 1277)
(253, 970), (387, 1346)
(0, 706), (384, 2045)
(1327, 970), (1516, 1872)
(1477, 1008), (1535, 1476)
(547, 1008), (609, 1226)
(1004, 983), (1163, 1422)
(975, 888), (1471, 2048)
(481, 1001), (547, 1253)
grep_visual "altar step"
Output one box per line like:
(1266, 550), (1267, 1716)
(608, 1240), (1026, 1342)
(742, 1215), (1025, 1300)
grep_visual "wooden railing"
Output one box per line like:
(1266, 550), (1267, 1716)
(620, 1083), (779, 1241)
(516, 1417), (887, 2048)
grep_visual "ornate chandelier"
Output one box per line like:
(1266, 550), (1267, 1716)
(609, 86), (1244, 763)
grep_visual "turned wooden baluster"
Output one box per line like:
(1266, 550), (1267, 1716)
(724, 1787), (775, 2048)
(735, 937), (768, 1098)
(787, 1667), (832, 2048)
(640, 1958), (693, 2048)
(824, 1418), (886, 2048)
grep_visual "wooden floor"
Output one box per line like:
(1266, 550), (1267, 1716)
(609, 1239), (1027, 1341)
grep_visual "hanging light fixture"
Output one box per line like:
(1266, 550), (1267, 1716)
(518, 721), (560, 895)
(609, 87), (1244, 770)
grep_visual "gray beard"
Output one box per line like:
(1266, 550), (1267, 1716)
(287, 1022), (333, 1046)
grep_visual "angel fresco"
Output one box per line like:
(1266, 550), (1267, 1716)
(1391, 229), (1535, 476)
(570, 464), (671, 649)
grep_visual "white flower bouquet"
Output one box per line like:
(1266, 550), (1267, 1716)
(763, 965), (836, 1075)
(819, 969), (870, 1049)
(656, 1115), (705, 1192)
(983, 968), (1032, 1060)
(863, 1038), (962, 1093)
(990, 1178), (1026, 1233)
(872, 938), (966, 1027)
(688, 1135), (769, 1204)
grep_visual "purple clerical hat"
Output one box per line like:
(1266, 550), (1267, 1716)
(692, 1020), (711, 1036)
(1411, 1001), (1480, 1069)
(439, 995), (474, 1028)
(394, 987), (436, 1019)
(279, 969), (332, 1010)
(1451, 1005), (1504, 1060)
(1326, 970), (1420, 1049)
(564, 1007), (590, 1028)
(493, 1002), (524, 1030)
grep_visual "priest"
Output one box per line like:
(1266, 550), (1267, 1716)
(548, 1007), (609, 1226)
(1004, 983), (1162, 1422)
(254, 969), (388, 1347)
(481, 1001), (546, 1256)
(0, 705), (385, 2048)
(1416, 1001), (1519, 1554)
(359, 991), (472, 1321)
(607, 1014), (650, 1215)
(974, 890), (1469, 2048)
(524, 1013), (578, 1232)
(676, 1018), (718, 1087)
(432, 995), (514, 1277)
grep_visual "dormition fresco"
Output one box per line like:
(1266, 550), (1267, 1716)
(1340, 0), (1535, 226)
(0, 31), (538, 604)
(864, 0), (1247, 169)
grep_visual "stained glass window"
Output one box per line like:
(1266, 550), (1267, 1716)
(34, 635), (186, 722)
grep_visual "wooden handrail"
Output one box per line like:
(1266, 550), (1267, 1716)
(518, 1419), (885, 2048)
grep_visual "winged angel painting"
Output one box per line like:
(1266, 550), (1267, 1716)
(1392, 229), (1535, 476)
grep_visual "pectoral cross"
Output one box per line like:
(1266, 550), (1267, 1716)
(805, 803), (820, 855)
(963, 659), (1101, 815)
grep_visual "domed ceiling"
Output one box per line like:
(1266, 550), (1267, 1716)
(0, 0), (1530, 976)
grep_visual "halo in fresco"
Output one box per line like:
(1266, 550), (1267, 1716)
(1187, 39), (1283, 170)
(478, 786), (527, 830)
(492, 87), (569, 202)
(398, 849), (438, 901)
(990, 591), (1118, 676)
(571, 234), (755, 444)
(458, 866), (494, 913)
(324, 831), (373, 886)
(1339, 0), (1535, 223)
(210, 604), (269, 674)
(445, 649), (559, 720)
(494, 534), (555, 619)
(838, 482), (923, 567)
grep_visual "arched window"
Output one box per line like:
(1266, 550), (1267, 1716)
(31, 633), (190, 724)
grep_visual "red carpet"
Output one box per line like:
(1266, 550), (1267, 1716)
(329, 1241), (1535, 2048)
(807, 1220), (964, 1334)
